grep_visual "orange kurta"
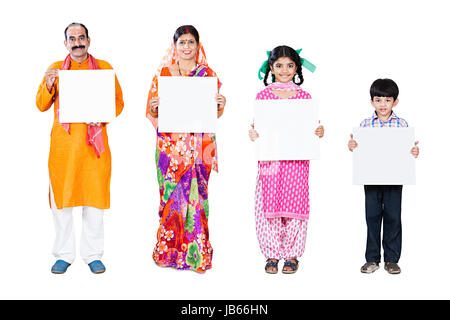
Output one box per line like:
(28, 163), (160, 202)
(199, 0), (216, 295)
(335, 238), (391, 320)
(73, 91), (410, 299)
(36, 58), (124, 209)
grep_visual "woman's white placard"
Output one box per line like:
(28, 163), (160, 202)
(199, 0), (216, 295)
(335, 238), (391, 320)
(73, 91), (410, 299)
(158, 76), (217, 133)
(254, 99), (320, 161)
(58, 70), (116, 123)
(352, 127), (416, 185)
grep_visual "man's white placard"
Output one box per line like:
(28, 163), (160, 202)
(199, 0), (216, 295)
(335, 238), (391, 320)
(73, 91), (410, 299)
(158, 76), (218, 133)
(353, 127), (416, 185)
(254, 99), (320, 161)
(59, 70), (116, 123)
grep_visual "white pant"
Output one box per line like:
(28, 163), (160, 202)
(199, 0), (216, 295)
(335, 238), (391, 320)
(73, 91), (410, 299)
(50, 184), (104, 264)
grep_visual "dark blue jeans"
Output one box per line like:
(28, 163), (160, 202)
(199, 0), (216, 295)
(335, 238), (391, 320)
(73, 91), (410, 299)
(364, 185), (402, 263)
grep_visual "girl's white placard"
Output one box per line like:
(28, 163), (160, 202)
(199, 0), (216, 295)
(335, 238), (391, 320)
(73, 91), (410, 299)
(254, 99), (320, 161)
(352, 127), (416, 185)
(158, 76), (218, 133)
(58, 70), (116, 123)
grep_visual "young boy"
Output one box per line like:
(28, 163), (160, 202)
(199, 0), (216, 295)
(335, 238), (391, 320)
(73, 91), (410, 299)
(348, 78), (419, 274)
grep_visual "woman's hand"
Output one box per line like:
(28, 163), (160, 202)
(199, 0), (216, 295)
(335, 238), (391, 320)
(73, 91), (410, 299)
(348, 133), (358, 152)
(149, 97), (160, 115)
(249, 124), (259, 141)
(411, 141), (419, 158)
(315, 123), (324, 138)
(216, 93), (226, 111)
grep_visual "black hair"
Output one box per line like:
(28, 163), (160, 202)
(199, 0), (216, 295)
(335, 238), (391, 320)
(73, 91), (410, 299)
(263, 45), (304, 86)
(370, 79), (399, 100)
(173, 25), (200, 44)
(64, 22), (89, 40)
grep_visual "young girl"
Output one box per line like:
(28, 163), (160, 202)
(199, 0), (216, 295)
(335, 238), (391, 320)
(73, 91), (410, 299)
(249, 46), (323, 274)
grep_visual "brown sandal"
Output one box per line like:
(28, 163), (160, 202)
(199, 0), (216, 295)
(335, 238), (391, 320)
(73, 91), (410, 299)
(384, 262), (401, 274)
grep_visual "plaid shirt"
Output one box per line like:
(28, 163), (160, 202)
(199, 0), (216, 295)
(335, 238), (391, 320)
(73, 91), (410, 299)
(360, 111), (408, 128)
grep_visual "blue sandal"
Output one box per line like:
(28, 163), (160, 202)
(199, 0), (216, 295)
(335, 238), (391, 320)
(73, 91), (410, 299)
(282, 259), (299, 274)
(51, 260), (71, 274)
(265, 259), (279, 274)
(88, 260), (106, 274)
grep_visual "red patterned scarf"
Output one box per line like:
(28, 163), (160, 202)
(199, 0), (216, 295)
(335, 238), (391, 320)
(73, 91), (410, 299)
(56, 54), (105, 158)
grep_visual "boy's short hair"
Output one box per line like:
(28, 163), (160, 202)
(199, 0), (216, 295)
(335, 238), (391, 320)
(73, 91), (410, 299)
(370, 78), (399, 100)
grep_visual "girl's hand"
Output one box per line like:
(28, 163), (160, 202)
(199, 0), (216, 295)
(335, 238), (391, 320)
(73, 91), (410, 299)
(411, 141), (419, 158)
(348, 133), (358, 152)
(216, 93), (226, 111)
(149, 97), (160, 115)
(87, 122), (101, 127)
(249, 124), (259, 141)
(315, 122), (324, 138)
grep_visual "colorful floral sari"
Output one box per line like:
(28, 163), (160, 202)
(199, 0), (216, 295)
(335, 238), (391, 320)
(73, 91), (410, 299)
(147, 44), (221, 273)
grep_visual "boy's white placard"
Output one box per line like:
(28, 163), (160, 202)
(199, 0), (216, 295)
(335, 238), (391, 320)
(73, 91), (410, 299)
(254, 99), (320, 161)
(158, 76), (218, 133)
(59, 70), (116, 123)
(352, 127), (416, 185)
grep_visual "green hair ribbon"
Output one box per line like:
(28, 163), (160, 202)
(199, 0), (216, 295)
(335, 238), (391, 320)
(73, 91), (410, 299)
(258, 48), (316, 80)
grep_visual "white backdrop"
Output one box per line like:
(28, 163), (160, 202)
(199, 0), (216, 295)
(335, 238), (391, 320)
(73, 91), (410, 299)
(0, 0), (448, 300)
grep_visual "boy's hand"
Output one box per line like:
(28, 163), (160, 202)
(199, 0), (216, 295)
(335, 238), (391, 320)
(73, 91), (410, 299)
(348, 133), (358, 152)
(249, 124), (259, 141)
(411, 141), (419, 158)
(315, 121), (324, 138)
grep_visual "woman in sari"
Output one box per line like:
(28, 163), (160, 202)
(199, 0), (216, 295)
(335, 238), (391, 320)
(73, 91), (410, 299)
(146, 25), (226, 273)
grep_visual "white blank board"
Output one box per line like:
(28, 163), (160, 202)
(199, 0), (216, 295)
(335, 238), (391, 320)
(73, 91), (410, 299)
(158, 76), (218, 133)
(353, 127), (416, 185)
(254, 99), (320, 161)
(59, 70), (116, 123)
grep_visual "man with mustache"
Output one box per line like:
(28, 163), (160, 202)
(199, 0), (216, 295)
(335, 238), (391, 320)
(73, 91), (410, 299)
(36, 22), (124, 274)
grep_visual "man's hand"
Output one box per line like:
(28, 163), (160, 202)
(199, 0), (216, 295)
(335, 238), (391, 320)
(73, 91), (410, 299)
(45, 68), (59, 91)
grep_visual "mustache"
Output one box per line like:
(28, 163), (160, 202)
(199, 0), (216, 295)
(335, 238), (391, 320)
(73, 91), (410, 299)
(71, 45), (85, 50)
